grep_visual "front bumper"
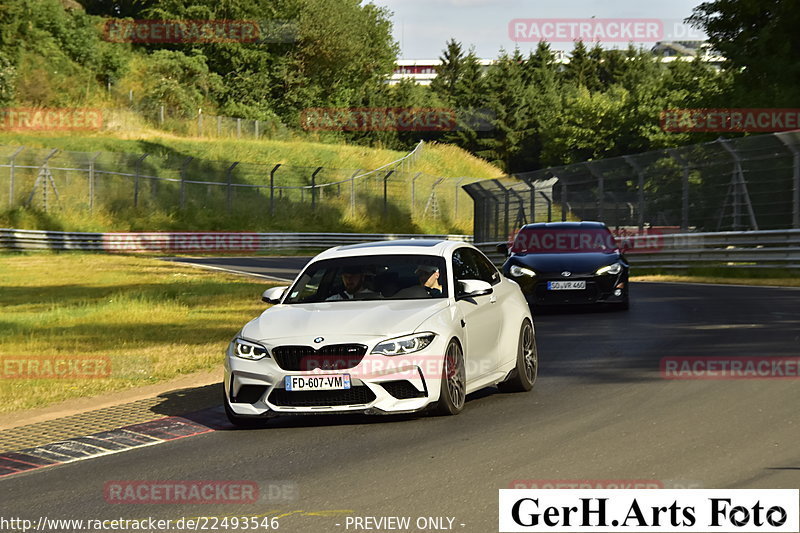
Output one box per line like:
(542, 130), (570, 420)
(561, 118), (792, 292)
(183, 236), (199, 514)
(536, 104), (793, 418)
(513, 272), (628, 306)
(224, 336), (447, 417)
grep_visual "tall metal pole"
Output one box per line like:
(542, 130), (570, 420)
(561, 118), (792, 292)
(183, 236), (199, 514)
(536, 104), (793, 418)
(226, 162), (239, 214)
(88, 152), (101, 214)
(133, 154), (148, 209)
(669, 149), (690, 231)
(624, 156), (645, 231)
(311, 166), (323, 211)
(179, 156), (193, 209)
(383, 170), (394, 217)
(8, 147), (24, 208)
(270, 164), (281, 216)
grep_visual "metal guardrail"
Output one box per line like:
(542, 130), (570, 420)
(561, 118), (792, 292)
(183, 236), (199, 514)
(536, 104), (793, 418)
(0, 228), (472, 253)
(475, 229), (800, 270)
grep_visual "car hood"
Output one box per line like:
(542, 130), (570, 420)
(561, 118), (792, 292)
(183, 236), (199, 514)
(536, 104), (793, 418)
(509, 252), (621, 275)
(242, 299), (450, 341)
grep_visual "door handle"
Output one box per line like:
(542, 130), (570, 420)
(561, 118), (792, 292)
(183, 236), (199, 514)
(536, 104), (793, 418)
(490, 295), (497, 304)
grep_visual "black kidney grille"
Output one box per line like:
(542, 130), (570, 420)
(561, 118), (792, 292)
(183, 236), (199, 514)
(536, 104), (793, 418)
(268, 386), (376, 407)
(272, 344), (367, 370)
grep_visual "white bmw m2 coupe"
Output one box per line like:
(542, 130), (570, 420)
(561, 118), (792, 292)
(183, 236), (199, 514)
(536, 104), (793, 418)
(223, 240), (537, 424)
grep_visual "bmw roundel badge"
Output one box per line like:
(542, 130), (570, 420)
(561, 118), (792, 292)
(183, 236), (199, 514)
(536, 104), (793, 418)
(314, 337), (324, 343)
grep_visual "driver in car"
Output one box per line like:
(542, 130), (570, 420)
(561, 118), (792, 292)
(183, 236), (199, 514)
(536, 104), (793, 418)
(415, 264), (443, 297)
(326, 266), (379, 300)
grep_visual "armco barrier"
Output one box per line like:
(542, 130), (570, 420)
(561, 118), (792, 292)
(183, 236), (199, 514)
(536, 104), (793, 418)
(0, 229), (472, 253)
(476, 229), (800, 270)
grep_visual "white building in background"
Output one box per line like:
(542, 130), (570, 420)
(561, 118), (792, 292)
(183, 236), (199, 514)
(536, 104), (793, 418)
(388, 42), (722, 85)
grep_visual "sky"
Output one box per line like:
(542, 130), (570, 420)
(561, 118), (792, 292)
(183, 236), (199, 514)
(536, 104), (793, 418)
(372, 0), (707, 59)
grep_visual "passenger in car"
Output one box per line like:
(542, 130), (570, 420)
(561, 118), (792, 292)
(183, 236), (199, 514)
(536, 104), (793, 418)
(415, 265), (443, 297)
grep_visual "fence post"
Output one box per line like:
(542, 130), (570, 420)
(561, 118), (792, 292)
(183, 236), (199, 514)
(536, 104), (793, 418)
(453, 178), (465, 219)
(492, 180), (511, 239)
(350, 169), (361, 217)
(217, 116), (222, 136)
(311, 166), (323, 211)
(198, 109), (203, 137)
(669, 149), (690, 231)
(383, 170), (395, 217)
(226, 162), (239, 214)
(777, 134), (800, 229)
(255, 120), (260, 140)
(159, 105), (165, 124)
(624, 156), (645, 231)
(237, 118), (241, 139)
(8, 146), (24, 208)
(180, 156), (193, 209)
(270, 164), (281, 216)
(586, 163), (604, 222)
(559, 179), (568, 222)
(540, 191), (553, 222)
(520, 177), (536, 224)
(133, 154), (148, 208)
(88, 152), (101, 214)
(411, 172), (423, 215)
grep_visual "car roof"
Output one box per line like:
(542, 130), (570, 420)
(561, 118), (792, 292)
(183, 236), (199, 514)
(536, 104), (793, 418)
(520, 221), (608, 230)
(312, 239), (470, 261)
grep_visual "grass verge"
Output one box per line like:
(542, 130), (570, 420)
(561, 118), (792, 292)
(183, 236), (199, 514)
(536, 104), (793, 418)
(0, 252), (272, 413)
(631, 266), (800, 287)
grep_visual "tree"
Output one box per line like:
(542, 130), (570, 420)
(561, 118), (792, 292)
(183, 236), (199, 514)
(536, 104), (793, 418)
(479, 49), (530, 171)
(430, 39), (465, 105)
(688, 0), (800, 105)
(563, 41), (600, 90)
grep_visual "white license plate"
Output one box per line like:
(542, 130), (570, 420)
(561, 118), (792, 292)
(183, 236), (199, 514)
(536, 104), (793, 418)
(547, 281), (586, 290)
(285, 374), (351, 391)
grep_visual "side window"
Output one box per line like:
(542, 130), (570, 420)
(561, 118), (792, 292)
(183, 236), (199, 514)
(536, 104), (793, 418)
(452, 248), (482, 283)
(472, 249), (501, 286)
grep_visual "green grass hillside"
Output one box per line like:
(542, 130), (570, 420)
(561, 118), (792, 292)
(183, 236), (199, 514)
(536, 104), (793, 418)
(0, 131), (503, 235)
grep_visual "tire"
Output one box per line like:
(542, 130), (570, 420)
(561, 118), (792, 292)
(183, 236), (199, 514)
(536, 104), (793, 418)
(223, 389), (267, 428)
(498, 320), (537, 393)
(433, 340), (466, 416)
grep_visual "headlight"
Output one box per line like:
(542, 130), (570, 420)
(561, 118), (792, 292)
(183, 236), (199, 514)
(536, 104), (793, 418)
(509, 265), (536, 277)
(232, 338), (269, 360)
(596, 262), (623, 275)
(371, 333), (436, 356)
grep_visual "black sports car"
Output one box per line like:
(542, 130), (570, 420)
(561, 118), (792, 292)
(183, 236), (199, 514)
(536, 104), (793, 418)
(498, 221), (630, 310)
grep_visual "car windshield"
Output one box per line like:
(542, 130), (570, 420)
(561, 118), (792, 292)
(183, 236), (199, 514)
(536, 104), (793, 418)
(512, 228), (618, 254)
(284, 255), (448, 303)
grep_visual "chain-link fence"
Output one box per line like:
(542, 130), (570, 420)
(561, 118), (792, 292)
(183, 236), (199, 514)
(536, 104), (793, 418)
(0, 141), (483, 231)
(465, 131), (800, 242)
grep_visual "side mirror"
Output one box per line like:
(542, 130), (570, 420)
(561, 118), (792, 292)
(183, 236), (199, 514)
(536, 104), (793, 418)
(456, 279), (493, 300)
(262, 286), (288, 304)
(496, 243), (510, 255)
